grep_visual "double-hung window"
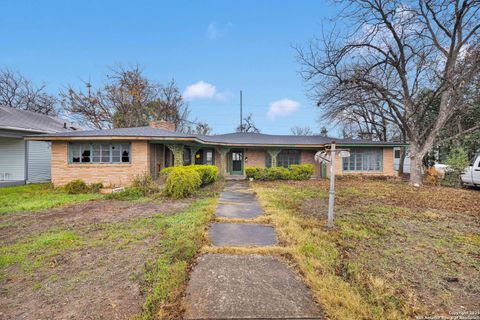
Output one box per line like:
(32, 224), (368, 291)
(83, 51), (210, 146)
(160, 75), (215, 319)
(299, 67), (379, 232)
(69, 142), (131, 163)
(342, 148), (383, 172)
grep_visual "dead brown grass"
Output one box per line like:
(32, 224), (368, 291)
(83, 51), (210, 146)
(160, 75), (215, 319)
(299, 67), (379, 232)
(252, 178), (480, 320)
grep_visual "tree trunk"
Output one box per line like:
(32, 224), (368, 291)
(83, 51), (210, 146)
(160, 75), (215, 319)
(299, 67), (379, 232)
(397, 129), (407, 177)
(409, 154), (423, 186)
(398, 147), (405, 176)
(408, 141), (431, 186)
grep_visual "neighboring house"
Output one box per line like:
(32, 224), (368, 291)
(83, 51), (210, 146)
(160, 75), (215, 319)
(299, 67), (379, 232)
(0, 106), (79, 186)
(28, 120), (406, 187)
(393, 147), (411, 173)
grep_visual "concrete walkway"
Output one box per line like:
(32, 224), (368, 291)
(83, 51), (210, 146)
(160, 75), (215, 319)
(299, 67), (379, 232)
(183, 181), (323, 319)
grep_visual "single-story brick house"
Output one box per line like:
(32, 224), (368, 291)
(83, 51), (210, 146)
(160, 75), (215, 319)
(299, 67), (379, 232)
(27, 120), (405, 187)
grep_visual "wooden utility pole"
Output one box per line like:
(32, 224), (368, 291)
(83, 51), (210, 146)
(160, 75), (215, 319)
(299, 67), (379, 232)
(240, 90), (243, 132)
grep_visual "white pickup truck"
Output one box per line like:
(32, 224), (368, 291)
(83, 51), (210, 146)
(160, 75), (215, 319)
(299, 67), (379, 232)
(461, 154), (480, 186)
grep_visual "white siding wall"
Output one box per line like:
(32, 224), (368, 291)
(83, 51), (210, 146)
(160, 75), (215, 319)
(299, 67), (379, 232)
(27, 141), (51, 183)
(0, 138), (25, 181)
(393, 147), (411, 173)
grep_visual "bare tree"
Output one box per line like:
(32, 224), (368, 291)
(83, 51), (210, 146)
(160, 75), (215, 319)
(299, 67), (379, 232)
(297, 0), (480, 186)
(291, 126), (314, 135)
(0, 68), (57, 115)
(61, 66), (190, 130)
(148, 79), (191, 132)
(236, 113), (261, 133)
(319, 126), (329, 137)
(193, 121), (213, 135)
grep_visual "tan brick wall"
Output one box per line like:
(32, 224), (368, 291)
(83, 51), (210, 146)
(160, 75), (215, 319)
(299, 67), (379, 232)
(382, 148), (395, 176)
(245, 149), (266, 167)
(327, 147), (395, 177)
(51, 141), (150, 187)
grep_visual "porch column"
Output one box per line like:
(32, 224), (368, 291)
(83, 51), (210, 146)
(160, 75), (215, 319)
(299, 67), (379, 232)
(267, 149), (282, 167)
(166, 144), (184, 167)
(190, 146), (201, 165)
(216, 147), (231, 176)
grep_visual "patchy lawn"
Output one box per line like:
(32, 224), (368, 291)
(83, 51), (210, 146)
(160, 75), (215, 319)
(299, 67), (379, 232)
(0, 181), (221, 319)
(0, 183), (102, 214)
(252, 178), (480, 320)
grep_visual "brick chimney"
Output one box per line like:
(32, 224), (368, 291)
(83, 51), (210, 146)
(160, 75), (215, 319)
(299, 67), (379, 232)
(149, 120), (176, 131)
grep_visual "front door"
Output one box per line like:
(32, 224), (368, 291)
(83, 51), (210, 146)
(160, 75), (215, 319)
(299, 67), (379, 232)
(230, 151), (244, 175)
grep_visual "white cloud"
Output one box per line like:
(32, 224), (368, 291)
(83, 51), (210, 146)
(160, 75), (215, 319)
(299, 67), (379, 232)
(184, 81), (217, 100)
(267, 98), (300, 120)
(206, 21), (232, 39)
(183, 81), (230, 101)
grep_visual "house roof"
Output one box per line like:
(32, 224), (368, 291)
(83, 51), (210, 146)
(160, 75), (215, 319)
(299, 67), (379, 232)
(28, 125), (405, 147)
(0, 106), (80, 134)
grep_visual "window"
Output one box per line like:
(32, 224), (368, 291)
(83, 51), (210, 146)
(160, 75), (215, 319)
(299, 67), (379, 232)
(193, 149), (214, 165)
(183, 148), (191, 165)
(69, 142), (130, 164)
(81, 143), (91, 162)
(121, 143), (130, 163)
(71, 144), (81, 163)
(266, 150), (300, 168)
(112, 144), (121, 162)
(205, 149), (214, 165)
(92, 143), (111, 163)
(394, 149), (401, 159)
(470, 154), (480, 167)
(342, 148), (383, 172)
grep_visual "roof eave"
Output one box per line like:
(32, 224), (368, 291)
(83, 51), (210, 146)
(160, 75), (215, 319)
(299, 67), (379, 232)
(0, 126), (55, 134)
(333, 143), (409, 147)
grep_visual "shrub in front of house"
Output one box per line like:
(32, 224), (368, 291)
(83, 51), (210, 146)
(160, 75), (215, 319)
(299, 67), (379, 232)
(289, 164), (314, 180)
(245, 164), (314, 181)
(160, 165), (218, 198)
(265, 167), (291, 180)
(164, 168), (202, 198)
(159, 166), (175, 177)
(245, 167), (266, 180)
(190, 165), (218, 185)
(63, 179), (103, 194)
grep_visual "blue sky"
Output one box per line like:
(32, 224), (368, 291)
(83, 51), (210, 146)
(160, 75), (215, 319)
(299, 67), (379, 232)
(0, 0), (338, 134)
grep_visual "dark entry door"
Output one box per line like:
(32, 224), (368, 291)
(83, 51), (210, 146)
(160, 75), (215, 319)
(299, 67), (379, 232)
(230, 151), (244, 175)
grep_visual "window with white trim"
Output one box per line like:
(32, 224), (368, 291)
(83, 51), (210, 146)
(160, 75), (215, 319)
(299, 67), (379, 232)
(342, 148), (383, 172)
(69, 142), (131, 163)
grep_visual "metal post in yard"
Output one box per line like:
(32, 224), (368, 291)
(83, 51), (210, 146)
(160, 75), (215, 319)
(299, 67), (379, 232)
(327, 141), (336, 229)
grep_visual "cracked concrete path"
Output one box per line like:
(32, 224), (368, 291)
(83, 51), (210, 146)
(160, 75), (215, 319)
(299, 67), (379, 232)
(184, 254), (323, 319)
(183, 180), (323, 319)
(209, 222), (277, 247)
(216, 202), (264, 219)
